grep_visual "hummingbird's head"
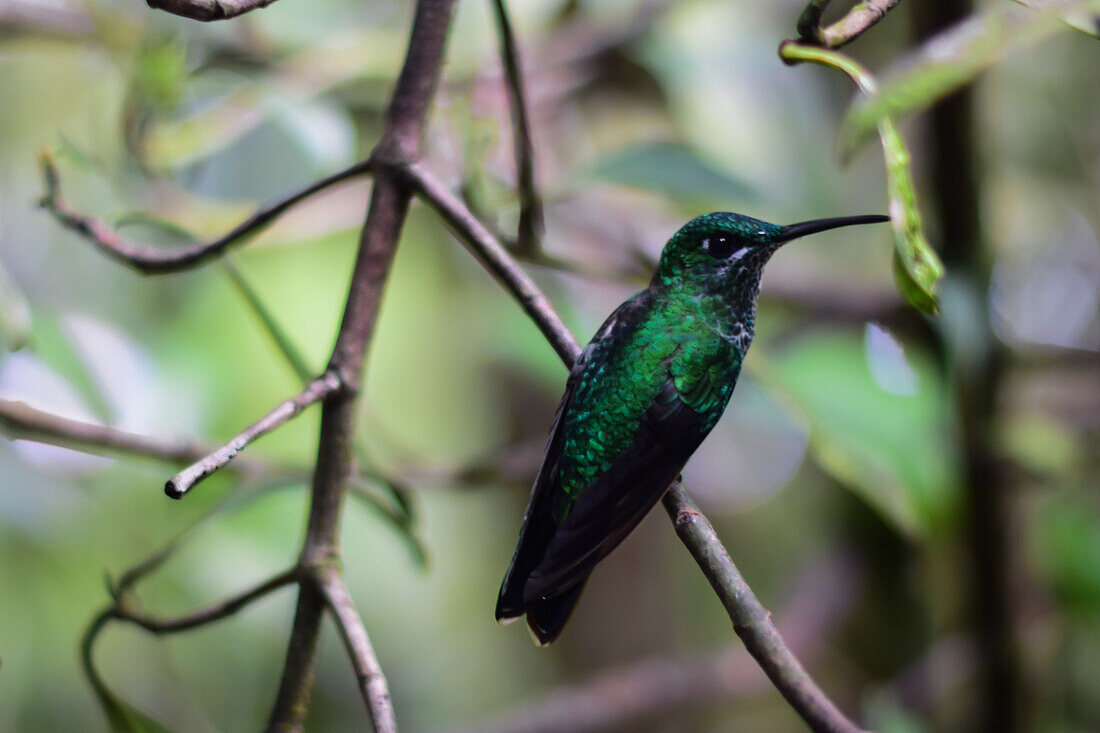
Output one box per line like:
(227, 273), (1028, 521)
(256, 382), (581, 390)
(653, 211), (888, 292)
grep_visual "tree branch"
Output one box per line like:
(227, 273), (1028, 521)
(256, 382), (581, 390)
(115, 566), (301, 634)
(795, 0), (904, 48)
(145, 0), (282, 22)
(316, 567), (396, 733)
(0, 397), (211, 465)
(38, 154), (372, 275)
(165, 371), (342, 499)
(490, 0), (544, 253)
(662, 484), (866, 733)
(410, 158), (865, 733)
(405, 162), (579, 365)
(265, 2), (457, 730)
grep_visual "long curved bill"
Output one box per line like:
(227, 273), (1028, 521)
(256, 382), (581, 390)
(778, 214), (889, 242)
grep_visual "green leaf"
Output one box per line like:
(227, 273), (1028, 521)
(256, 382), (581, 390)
(56, 134), (105, 172)
(97, 686), (174, 733)
(142, 29), (402, 170)
(881, 119), (944, 314)
(773, 330), (960, 538)
(1035, 499), (1100, 612)
(133, 37), (188, 113)
(222, 257), (316, 382)
(113, 212), (198, 243)
(1013, 0), (1100, 37)
(83, 615), (173, 733)
(779, 43), (945, 314)
(0, 260), (31, 352)
(588, 141), (758, 206)
(842, 1), (1100, 150)
(349, 480), (429, 570)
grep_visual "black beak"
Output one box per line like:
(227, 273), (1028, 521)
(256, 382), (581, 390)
(777, 214), (889, 243)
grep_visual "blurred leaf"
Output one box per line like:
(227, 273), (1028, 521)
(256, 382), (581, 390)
(588, 141), (758, 205)
(349, 479), (429, 570)
(142, 29), (400, 170)
(999, 414), (1081, 478)
(114, 212), (198, 242)
(56, 134), (105, 172)
(773, 331), (959, 537)
(222, 257), (315, 382)
(97, 686), (173, 733)
(133, 38), (188, 113)
(83, 615), (173, 733)
(1036, 499), (1100, 611)
(842, 1), (1100, 150)
(0, 259), (31, 352)
(1013, 0), (1100, 36)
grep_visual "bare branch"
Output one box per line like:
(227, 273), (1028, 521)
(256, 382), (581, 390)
(0, 398), (287, 479)
(166, 371), (342, 499)
(266, 2), (458, 730)
(145, 0), (282, 22)
(794, 0), (904, 48)
(490, 0), (544, 253)
(662, 484), (866, 733)
(405, 162), (580, 365)
(38, 153), (372, 275)
(116, 566), (301, 633)
(1, 397), (209, 464)
(412, 152), (865, 732)
(316, 567), (396, 733)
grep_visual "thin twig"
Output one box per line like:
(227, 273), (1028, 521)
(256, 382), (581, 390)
(793, 0), (904, 48)
(116, 566), (301, 633)
(661, 484), (866, 733)
(405, 162), (579, 365)
(145, 0), (282, 22)
(316, 567), (397, 733)
(81, 565), (300, 728)
(38, 154), (372, 275)
(165, 371), (342, 499)
(410, 159), (865, 733)
(1, 397), (208, 464)
(0, 398), (279, 479)
(489, 0), (544, 253)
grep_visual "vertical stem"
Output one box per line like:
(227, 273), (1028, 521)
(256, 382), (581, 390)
(490, 0), (543, 252)
(264, 1), (457, 730)
(911, 2), (1018, 731)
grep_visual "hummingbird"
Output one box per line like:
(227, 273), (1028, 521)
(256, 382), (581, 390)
(496, 210), (888, 645)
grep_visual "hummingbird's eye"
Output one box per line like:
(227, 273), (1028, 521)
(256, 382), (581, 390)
(702, 235), (737, 259)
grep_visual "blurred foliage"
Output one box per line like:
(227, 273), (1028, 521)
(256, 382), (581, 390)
(1, 0), (1098, 732)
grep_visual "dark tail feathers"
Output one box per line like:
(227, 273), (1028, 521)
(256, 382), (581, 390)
(524, 580), (588, 646)
(497, 575), (589, 646)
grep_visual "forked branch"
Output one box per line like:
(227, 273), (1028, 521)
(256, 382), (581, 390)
(317, 567), (397, 733)
(166, 371), (342, 499)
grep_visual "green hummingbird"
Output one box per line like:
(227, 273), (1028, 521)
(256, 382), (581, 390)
(496, 210), (888, 645)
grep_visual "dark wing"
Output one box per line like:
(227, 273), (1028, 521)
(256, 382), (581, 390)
(522, 374), (715, 602)
(495, 293), (650, 624)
